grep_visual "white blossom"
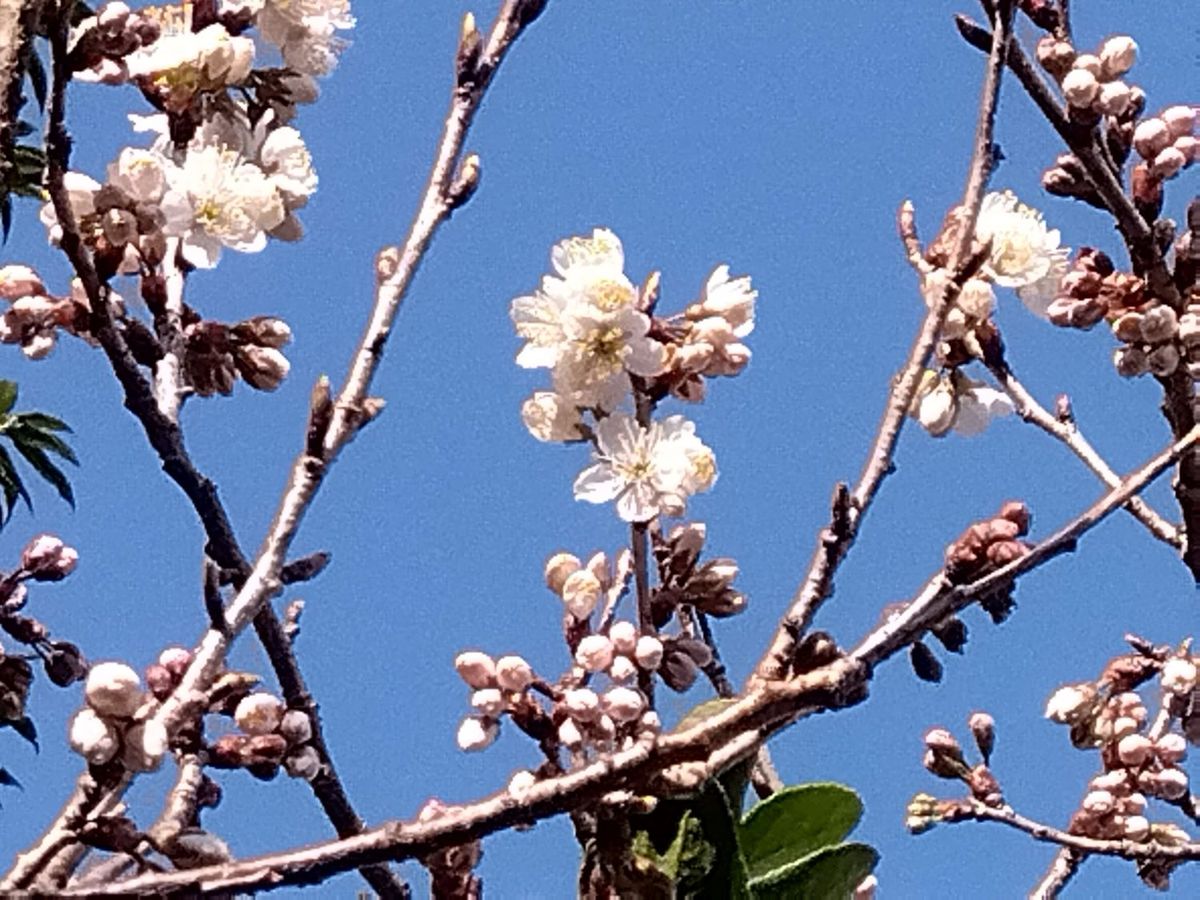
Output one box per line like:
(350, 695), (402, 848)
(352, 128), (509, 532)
(521, 391), (583, 442)
(127, 24), (255, 111)
(39, 171), (100, 245)
(85, 662), (144, 719)
(68, 708), (119, 765)
(573, 413), (716, 523)
(456, 716), (498, 752)
(952, 380), (1014, 436)
(1044, 683), (1095, 724)
(974, 190), (1070, 317)
(258, 0), (354, 76)
(260, 126), (318, 208)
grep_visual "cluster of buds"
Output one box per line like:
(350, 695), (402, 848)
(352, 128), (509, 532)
(575, 621), (664, 685)
(1, 536), (87, 693)
(657, 265), (757, 402)
(650, 521), (747, 626)
(1038, 35), (1141, 122)
(210, 691), (319, 781)
(453, 650), (537, 753)
(943, 501), (1031, 584)
(1131, 106), (1197, 207)
(69, 660), (166, 771)
(0, 267), (96, 360)
(909, 369), (1013, 439)
(184, 314), (293, 395)
(554, 682), (660, 756)
(906, 713), (1001, 834)
(68, 2), (164, 85)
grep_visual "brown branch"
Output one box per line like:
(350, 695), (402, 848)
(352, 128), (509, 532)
(755, 0), (1017, 682)
(64, 426), (1196, 896)
(1030, 848), (1084, 900)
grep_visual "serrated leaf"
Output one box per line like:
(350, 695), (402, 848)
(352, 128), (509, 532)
(748, 842), (877, 899)
(739, 783), (863, 882)
(10, 441), (74, 507)
(0, 382), (16, 416)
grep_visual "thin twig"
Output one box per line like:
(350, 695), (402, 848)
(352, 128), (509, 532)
(1030, 849), (1084, 900)
(755, 0), (1017, 682)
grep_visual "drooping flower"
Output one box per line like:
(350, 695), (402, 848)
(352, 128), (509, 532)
(127, 23), (255, 112)
(910, 370), (1014, 438)
(975, 190), (1070, 317)
(257, 0), (354, 76)
(573, 413), (715, 522)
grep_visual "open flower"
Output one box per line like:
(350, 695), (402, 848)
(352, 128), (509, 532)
(258, 0), (354, 76)
(552, 305), (665, 410)
(574, 413), (715, 522)
(975, 190), (1070, 317)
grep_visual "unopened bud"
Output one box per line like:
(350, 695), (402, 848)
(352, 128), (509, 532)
(543, 552), (581, 594)
(495, 655), (534, 692)
(471, 688), (505, 717)
(575, 635), (615, 672)
(608, 655), (638, 682)
(1117, 733), (1154, 766)
(1095, 81), (1133, 117)
(235, 345), (290, 391)
(968, 712), (995, 761)
(608, 621), (638, 654)
(1044, 683), (1095, 724)
(563, 688), (601, 723)
(1061, 68), (1099, 108)
(1162, 657), (1197, 695)
(456, 716), (498, 752)
(1151, 146), (1188, 180)
(85, 662), (144, 718)
(68, 707), (119, 765)
(604, 686), (644, 723)
(122, 720), (168, 772)
(560, 568), (601, 619)
(507, 768), (537, 801)
(278, 709), (313, 745)
(1133, 118), (1172, 160)
(1098, 36), (1137, 79)
(285, 745), (322, 780)
(634, 635), (664, 670)
(1156, 733), (1187, 764)
(1162, 105), (1197, 139)
(454, 651), (496, 689)
(21, 534), (79, 581)
(235, 693), (285, 736)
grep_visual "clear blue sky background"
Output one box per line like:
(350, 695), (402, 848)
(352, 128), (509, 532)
(1, 1), (1197, 896)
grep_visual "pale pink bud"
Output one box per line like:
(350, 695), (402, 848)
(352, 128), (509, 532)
(634, 636), (664, 670)
(1123, 792), (1147, 815)
(561, 569), (601, 619)
(1162, 657), (1197, 695)
(68, 707), (119, 765)
(958, 278), (996, 319)
(454, 651), (496, 689)
(1153, 767), (1189, 800)
(495, 655), (533, 692)
(1071, 54), (1101, 76)
(608, 655), (638, 682)
(21, 534), (79, 581)
(1162, 105), (1197, 139)
(575, 635), (615, 672)
(924, 728), (962, 756)
(563, 688), (601, 723)
(1156, 733), (1187, 764)
(1082, 789), (1115, 814)
(85, 661), (143, 718)
(1098, 36), (1137, 79)
(585, 551), (609, 583)
(1175, 135), (1198, 164)
(507, 769), (537, 800)
(236, 345), (290, 391)
(603, 686), (644, 723)
(1124, 815), (1150, 841)
(594, 714), (617, 742)
(853, 874), (878, 900)
(1090, 770), (1130, 792)
(22, 333), (56, 360)
(471, 688), (505, 717)
(1095, 81), (1133, 117)
(1061, 68), (1099, 108)
(0, 265), (45, 300)
(1151, 146), (1188, 180)
(1111, 716), (1140, 739)
(639, 710), (662, 735)
(1133, 118), (1172, 160)
(235, 692), (284, 736)
(557, 717), (584, 747)
(278, 709), (312, 745)
(122, 720), (168, 772)
(543, 552), (581, 594)
(157, 646), (192, 678)
(285, 745), (322, 780)
(608, 621), (638, 655)
(1117, 733), (1154, 766)
(456, 716), (498, 752)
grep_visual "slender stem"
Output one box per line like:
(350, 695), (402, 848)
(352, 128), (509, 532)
(1030, 849), (1083, 900)
(755, 0), (1016, 682)
(153, 237), (187, 422)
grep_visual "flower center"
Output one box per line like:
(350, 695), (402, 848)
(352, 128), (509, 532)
(587, 279), (633, 312)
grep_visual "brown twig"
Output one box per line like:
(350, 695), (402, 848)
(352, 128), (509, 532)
(755, 0), (1017, 682)
(62, 426), (1196, 896)
(1030, 848), (1084, 900)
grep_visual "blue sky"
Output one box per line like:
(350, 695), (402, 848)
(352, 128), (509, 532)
(1, 1), (1198, 896)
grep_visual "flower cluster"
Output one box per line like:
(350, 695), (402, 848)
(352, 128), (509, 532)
(1131, 105), (1198, 208)
(185, 313), (293, 394)
(0, 266), (98, 360)
(69, 659), (167, 771)
(210, 692), (320, 781)
(1037, 35), (1140, 121)
(511, 229), (751, 522)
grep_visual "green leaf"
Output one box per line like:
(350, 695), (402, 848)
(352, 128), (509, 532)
(10, 440), (74, 507)
(682, 781), (751, 900)
(632, 812), (714, 885)
(749, 842), (878, 900)
(0, 381), (16, 416)
(674, 697), (739, 734)
(739, 783), (863, 882)
(10, 422), (78, 465)
(13, 411), (70, 433)
(0, 443), (31, 518)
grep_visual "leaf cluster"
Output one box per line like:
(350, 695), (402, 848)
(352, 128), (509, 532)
(0, 381), (78, 529)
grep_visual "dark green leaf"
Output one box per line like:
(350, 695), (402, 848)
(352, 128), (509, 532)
(10, 441), (74, 507)
(13, 412), (70, 433)
(9, 422), (78, 465)
(681, 782), (751, 900)
(0, 381), (16, 415)
(6, 717), (39, 752)
(739, 783), (863, 882)
(0, 767), (20, 788)
(1, 194), (11, 242)
(25, 51), (47, 112)
(632, 812), (713, 885)
(0, 443), (31, 519)
(749, 842), (878, 900)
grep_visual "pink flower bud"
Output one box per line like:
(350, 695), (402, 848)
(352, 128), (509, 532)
(1175, 135), (1198, 165)
(1132, 118), (1172, 160)
(603, 687), (644, 723)
(1090, 771), (1130, 792)
(1111, 716), (1140, 739)
(1117, 733), (1154, 766)
(1124, 815), (1150, 841)
(285, 745), (322, 780)
(157, 646), (193, 678)
(1082, 789), (1115, 814)
(543, 552), (581, 594)
(278, 710), (312, 745)
(456, 716), (498, 752)
(85, 661), (144, 718)
(97, 2), (132, 27)
(122, 720), (168, 772)
(235, 693), (285, 736)
(21, 534), (79, 581)
(495, 655), (533, 692)
(1162, 105), (1197, 139)
(557, 717), (584, 747)
(1061, 68), (1099, 108)
(1152, 767), (1189, 800)
(560, 569), (601, 619)
(68, 708), (119, 765)
(507, 769), (537, 801)
(1098, 36), (1137, 79)
(634, 636), (664, 671)
(575, 635), (615, 672)
(563, 688), (601, 723)
(1156, 733), (1187, 764)
(454, 651), (496, 689)
(639, 711), (662, 735)
(1095, 81), (1133, 117)
(1124, 792), (1147, 815)
(608, 621), (638, 655)
(608, 655), (638, 682)
(1071, 54), (1101, 76)
(1151, 146), (1188, 180)
(594, 714), (617, 742)
(471, 688), (505, 717)
(0, 265), (46, 300)
(1162, 657), (1197, 695)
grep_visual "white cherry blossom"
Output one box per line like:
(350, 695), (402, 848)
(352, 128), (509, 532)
(975, 190), (1070, 317)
